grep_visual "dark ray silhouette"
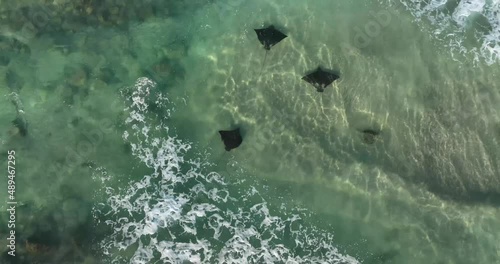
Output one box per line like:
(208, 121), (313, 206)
(254, 25), (287, 77)
(218, 128), (243, 151)
(254, 25), (287, 50)
(12, 116), (28, 137)
(361, 129), (380, 144)
(302, 67), (340, 92)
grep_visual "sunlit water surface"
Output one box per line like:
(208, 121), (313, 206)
(0, 0), (499, 263)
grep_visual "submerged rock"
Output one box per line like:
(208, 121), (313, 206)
(5, 68), (24, 90)
(12, 116), (28, 137)
(98, 66), (120, 84)
(64, 64), (90, 88)
(60, 198), (91, 232)
(1, 1), (182, 40)
(8, 92), (28, 137)
(0, 35), (31, 55)
(61, 64), (91, 104)
(0, 53), (10, 66)
(26, 213), (61, 247)
(10, 38), (31, 55)
(144, 57), (185, 87)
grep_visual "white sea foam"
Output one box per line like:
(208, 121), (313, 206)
(453, 0), (486, 27)
(97, 78), (359, 263)
(399, 0), (500, 64)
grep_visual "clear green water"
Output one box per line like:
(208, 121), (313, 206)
(0, 0), (499, 263)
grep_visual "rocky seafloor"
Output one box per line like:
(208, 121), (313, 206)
(0, 1), (197, 263)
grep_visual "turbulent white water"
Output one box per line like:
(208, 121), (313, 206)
(96, 78), (359, 263)
(399, 0), (500, 64)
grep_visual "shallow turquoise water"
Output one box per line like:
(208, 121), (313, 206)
(0, 0), (500, 263)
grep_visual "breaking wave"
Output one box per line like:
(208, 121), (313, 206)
(95, 78), (359, 263)
(399, 0), (500, 64)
